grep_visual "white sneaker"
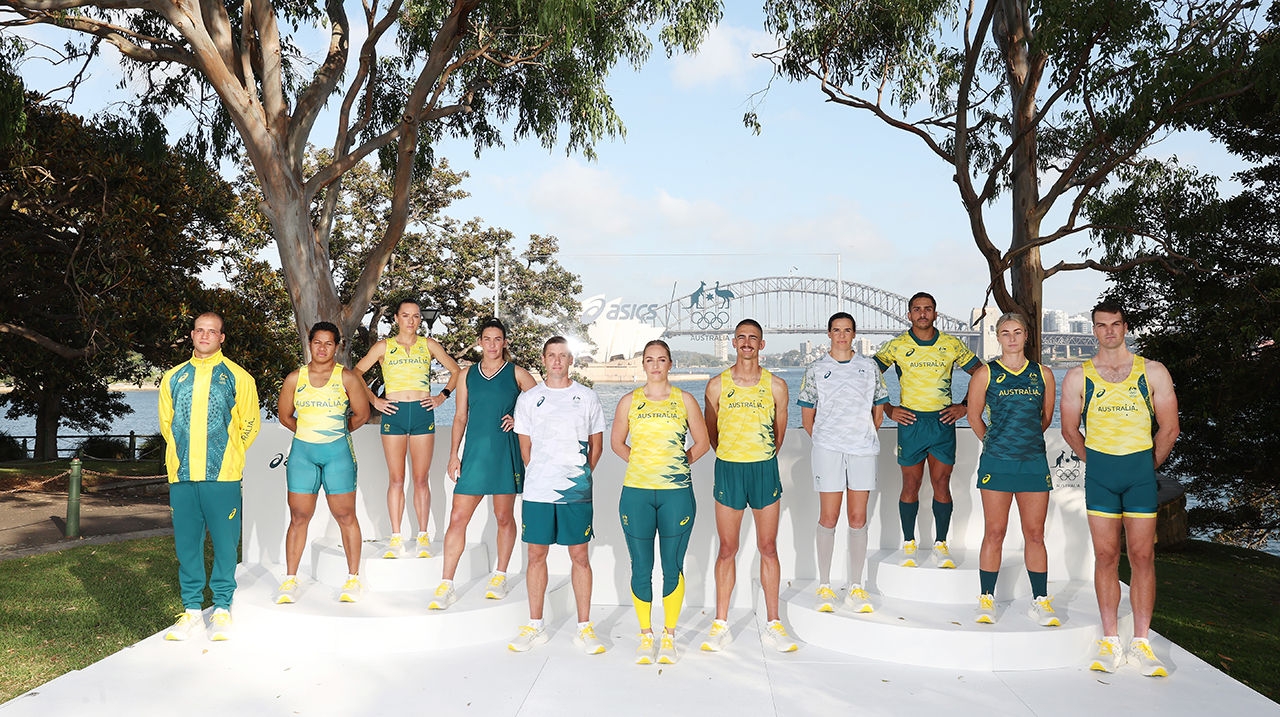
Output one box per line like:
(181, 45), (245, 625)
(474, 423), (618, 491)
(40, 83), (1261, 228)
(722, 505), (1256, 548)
(382, 535), (405, 559)
(207, 608), (233, 641)
(484, 574), (510, 600)
(900, 539), (919, 567)
(815, 584), (837, 613)
(763, 620), (798, 653)
(975, 593), (997, 624)
(1029, 595), (1061, 627)
(416, 534), (432, 558)
(339, 576), (363, 603)
(164, 610), (203, 641)
(844, 585), (874, 613)
(1130, 637), (1168, 677)
(575, 623), (606, 655)
(428, 581), (457, 610)
(657, 632), (679, 664)
(635, 633), (657, 665)
(1089, 636), (1125, 673)
(933, 540), (956, 569)
(700, 619), (730, 652)
(507, 624), (549, 652)
(274, 577), (299, 604)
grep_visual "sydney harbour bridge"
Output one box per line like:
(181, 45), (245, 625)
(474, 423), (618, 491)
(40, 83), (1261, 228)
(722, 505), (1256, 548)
(624, 277), (1094, 355)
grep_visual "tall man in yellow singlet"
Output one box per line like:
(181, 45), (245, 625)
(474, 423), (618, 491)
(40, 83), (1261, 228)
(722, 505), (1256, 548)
(701, 319), (798, 653)
(1062, 300), (1179, 677)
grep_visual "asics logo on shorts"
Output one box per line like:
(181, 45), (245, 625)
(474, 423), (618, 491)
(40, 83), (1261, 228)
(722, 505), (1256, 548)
(981, 474), (991, 484)
(679, 516), (691, 526)
(227, 508), (237, 520)
(584, 525), (592, 537)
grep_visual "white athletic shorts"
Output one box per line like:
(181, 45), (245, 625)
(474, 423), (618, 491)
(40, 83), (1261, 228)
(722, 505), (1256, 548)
(811, 446), (877, 492)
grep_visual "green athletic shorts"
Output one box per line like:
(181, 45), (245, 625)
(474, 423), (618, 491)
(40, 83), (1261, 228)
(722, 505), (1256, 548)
(522, 500), (593, 546)
(380, 401), (435, 436)
(1085, 448), (1157, 518)
(896, 410), (956, 466)
(976, 454), (1052, 493)
(713, 456), (782, 510)
(286, 437), (357, 495)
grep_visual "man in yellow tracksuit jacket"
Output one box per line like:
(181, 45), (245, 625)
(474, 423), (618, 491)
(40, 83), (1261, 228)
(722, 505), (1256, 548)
(158, 312), (260, 641)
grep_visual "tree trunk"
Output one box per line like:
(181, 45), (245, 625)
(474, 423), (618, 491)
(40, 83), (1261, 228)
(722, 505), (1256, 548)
(995, 0), (1045, 361)
(33, 387), (61, 460)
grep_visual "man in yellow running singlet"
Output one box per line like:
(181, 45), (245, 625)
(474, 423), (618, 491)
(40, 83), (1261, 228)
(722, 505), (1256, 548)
(701, 319), (798, 654)
(1061, 300), (1179, 677)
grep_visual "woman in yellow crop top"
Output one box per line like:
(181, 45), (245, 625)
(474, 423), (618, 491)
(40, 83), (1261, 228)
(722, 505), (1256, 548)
(354, 298), (462, 558)
(610, 340), (710, 665)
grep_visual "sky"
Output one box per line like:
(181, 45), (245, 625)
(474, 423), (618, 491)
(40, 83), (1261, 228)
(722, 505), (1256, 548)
(8, 3), (1252, 350)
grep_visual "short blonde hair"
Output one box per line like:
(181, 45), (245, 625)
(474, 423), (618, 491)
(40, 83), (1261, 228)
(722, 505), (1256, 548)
(996, 312), (1030, 332)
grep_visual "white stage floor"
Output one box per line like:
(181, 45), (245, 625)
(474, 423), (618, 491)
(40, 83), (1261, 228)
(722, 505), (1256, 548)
(4, 595), (1274, 716)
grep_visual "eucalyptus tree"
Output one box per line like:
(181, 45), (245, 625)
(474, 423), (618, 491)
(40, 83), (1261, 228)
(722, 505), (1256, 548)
(0, 0), (722, 348)
(752, 0), (1261, 357)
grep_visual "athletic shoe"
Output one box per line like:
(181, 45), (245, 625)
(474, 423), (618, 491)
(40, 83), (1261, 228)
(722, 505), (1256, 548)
(416, 534), (432, 558)
(507, 624), (549, 652)
(933, 540), (956, 569)
(383, 535), (405, 559)
(844, 585), (874, 613)
(700, 620), (730, 652)
(339, 576), (363, 603)
(763, 620), (799, 653)
(485, 574), (509, 600)
(208, 608), (233, 641)
(164, 611), (203, 641)
(1089, 636), (1125, 673)
(274, 577), (298, 605)
(1130, 637), (1168, 677)
(575, 623), (607, 655)
(1029, 595), (1061, 627)
(657, 632), (679, 664)
(428, 581), (457, 610)
(900, 539), (919, 567)
(635, 633), (657, 665)
(975, 593), (997, 624)
(815, 585), (838, 613)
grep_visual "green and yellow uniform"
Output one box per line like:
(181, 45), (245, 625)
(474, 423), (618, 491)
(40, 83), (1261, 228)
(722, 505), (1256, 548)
(159, 349), (260, 611)
(287, 366), (357, 495)
(875, 329), (980, 466)
(975, 360), (1051, 493)
(619, 387), (695, 631)
(1080, 357), (1157, 518)
(379, 336), (436, 435)
(712, 370), (781, 510)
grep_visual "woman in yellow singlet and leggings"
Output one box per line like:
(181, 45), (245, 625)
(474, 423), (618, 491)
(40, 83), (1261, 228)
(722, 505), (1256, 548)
(355, 298), (461, 558)
(610, 340), (710, 665)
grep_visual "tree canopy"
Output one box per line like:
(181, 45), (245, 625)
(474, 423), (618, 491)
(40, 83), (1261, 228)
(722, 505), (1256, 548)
(749, 0), (1263, 357)
(0, 0), (722, 352)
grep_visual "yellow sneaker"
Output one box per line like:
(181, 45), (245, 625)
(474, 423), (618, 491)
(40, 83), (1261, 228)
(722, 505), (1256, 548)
(164, 611), (203, 641)
(635, 633), (657, 665)
(575, 623), (606, 655)
(428, 581), (456, 610)
(843, 585), (874, 613)
(416, 534), (432, 558)
(485, 573), (509, 600)
(383, 535), (404, 559)
(1089, 636), (1124, 673)
(1029, 595), (1060, 627)
(815, 585), (838, 613)
(274, 577), (298, 604)
(975, 593), (996, 624)
(763, 620), (798, 653)
(900, 539), (919, 567)
(657, 632), (679, 664)
(208, 608), (233, 641)
(1130, 638), (1168, 677)
(932, 540), (956, 569)
(339, 576), (363, 603)
(700, 619), (730, 652)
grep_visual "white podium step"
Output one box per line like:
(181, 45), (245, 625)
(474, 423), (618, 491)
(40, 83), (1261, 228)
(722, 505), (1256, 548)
(784, 579), (1130, 670)
(310, 537), (490, 590)
(869, 548), (1035, 603)
(231, 562), (571, 655)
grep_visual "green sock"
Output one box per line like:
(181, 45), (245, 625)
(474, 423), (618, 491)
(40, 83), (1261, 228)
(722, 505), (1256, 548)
(898, 501), (919, 541)
(933, 499), (953, 541)
(1028, 570), (1048, 598)
(979, 569), (999, 595)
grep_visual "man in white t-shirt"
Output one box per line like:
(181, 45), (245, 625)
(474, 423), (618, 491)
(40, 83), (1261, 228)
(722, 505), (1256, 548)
(797, 312), (889, 613)
(507, 336), (607, 654)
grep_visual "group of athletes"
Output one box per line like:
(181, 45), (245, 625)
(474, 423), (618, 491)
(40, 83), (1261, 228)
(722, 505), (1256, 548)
(155, 291), (1178, 676)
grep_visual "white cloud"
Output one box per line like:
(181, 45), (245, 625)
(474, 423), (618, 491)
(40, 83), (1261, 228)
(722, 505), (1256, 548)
(669, 25), (776, 90)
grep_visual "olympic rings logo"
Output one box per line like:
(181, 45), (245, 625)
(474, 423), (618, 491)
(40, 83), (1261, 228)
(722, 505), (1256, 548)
(691, 310), (730, 330)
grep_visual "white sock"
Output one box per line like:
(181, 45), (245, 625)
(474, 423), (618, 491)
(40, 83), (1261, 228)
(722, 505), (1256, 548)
(529, 618), (544, 629)
(578, 621), (590, 630)
(847, 525), (869, 586)
(815, 523), (836, 585)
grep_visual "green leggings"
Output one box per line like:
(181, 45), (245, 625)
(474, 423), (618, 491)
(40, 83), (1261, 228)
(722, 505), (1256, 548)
(619, 486), (695, 630)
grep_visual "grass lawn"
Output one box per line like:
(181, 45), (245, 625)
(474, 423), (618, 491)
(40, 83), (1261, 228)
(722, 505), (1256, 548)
(1121, 539), (1280, 702)
(0, 537), (182, 703)
(0, 459), (166, 493)
(0, 537), (1276, 705)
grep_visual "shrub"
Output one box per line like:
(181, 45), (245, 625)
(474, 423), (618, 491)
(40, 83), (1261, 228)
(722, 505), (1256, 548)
(138, 433), (166, 460)
(0, 431), (27, 461)
(78, 435), (130, 460)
